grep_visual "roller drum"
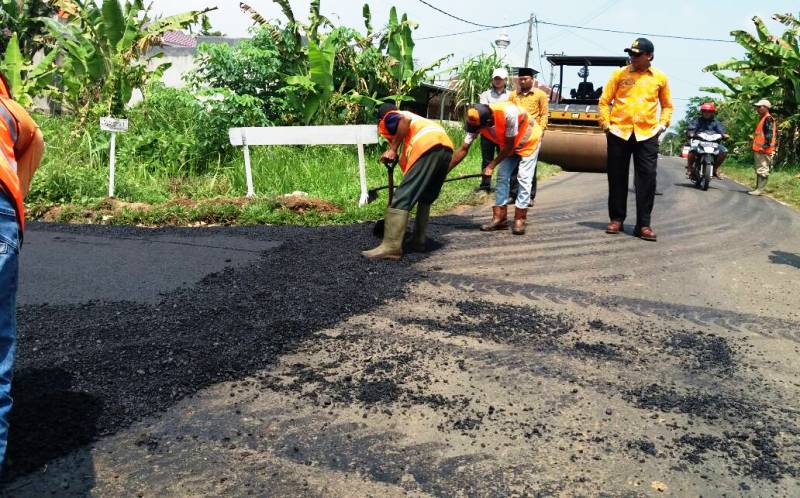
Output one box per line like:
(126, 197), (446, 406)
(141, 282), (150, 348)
(539, 128), (607, 173)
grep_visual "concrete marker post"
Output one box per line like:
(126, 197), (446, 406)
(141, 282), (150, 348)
(100, 117), (128, 198)
(108, 131), (116, 198)
(241, 129), (255, 198)
(357, 139), (369, 207)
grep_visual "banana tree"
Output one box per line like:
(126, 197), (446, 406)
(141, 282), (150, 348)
(384, 6), (450, 100)
(41, 0), (215, 117)
(285, 28), (342, 124)
(0, 0), (57, 58)
(0, 32), (59, 107)
(703, 13), (800, 165)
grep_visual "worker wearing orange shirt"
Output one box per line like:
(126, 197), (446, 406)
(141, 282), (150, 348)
(599, 38), (672, 242)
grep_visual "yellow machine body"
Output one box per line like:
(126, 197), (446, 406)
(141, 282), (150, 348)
(540, 105), (607, 173)
(537, 54), (629, 173)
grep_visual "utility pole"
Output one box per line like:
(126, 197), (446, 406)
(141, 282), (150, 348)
(524, 14), (534, 68)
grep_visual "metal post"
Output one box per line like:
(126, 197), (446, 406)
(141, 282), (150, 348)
(439, 91), (447, 122)
(524, 14), (534, 68)
(241, 130), (255, 198)
(108, 131), (116, 198)
(357, 140), (368, 206)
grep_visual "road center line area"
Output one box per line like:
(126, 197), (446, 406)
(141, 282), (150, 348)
(3, 161), (799, 496)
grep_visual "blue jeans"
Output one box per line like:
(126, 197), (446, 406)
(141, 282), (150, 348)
(494, 146), (540, 209)
(0, 191), (19, 467)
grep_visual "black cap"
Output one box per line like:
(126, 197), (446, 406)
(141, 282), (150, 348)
(517, 67), (538, 77)
(624, 37), (654, 55)
(376, 102), (396, 121)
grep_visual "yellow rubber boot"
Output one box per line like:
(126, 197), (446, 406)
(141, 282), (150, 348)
(362, 208), (409, 261)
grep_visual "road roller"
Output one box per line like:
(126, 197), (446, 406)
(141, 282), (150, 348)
(539, 55), (629, 173)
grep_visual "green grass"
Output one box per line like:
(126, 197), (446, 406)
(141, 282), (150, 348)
(722, 160), (800, 209)
(27, 116), (561, 226)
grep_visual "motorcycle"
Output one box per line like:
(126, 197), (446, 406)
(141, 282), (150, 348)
(688, 131), (723, 191)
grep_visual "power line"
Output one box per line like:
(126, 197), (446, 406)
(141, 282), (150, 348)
(536, 20), (736, 43)
(415, 0), (736, 44)
(416, 0), (528, 29)
(418, 26), (503, 40)
(543, 0), (621, 43)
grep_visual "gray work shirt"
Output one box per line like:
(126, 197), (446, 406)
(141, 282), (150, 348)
(479, 87), (510, 104)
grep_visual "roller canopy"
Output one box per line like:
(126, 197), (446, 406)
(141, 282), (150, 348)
(546, 55), (629, 67)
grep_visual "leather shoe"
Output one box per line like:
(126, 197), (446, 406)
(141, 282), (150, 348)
(606, 220), (623, 234)
(634, 226), (657, 241)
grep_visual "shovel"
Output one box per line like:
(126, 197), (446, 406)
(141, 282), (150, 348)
(370, 172), (484, 237)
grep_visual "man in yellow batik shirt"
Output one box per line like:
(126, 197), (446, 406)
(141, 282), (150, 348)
(509, 67), (548, 205)
(599, 38), (672, 242)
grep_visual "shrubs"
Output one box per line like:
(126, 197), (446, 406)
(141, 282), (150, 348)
(129, 84), (268, 175)
(28, 85), (267, 204)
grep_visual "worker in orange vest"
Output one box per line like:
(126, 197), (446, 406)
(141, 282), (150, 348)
(0, 71), (44, 467)
(748, 99), (777, 196)
(449, 102), (543, 235)
(362, 103), (454, 261)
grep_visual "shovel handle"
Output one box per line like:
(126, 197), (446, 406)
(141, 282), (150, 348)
(386, 161), (396, 206)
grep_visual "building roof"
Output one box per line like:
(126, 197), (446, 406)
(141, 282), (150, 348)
(161, 31), (198, 48)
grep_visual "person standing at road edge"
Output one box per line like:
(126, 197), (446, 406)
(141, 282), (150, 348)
(748, 99), (777, 196)
(362, 103), (454, 261)
(599, 38), (672, 241)
(509, 67), (548, 205)
(0, 71), (45, 468)
(476, 68), (511, 192)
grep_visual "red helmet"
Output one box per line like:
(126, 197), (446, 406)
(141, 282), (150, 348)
(700, 102), (716, 112)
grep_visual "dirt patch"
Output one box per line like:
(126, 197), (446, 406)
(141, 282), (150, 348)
(278, 195), (341, 214)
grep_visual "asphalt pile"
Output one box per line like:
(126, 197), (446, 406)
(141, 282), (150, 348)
(5, 223), (422, 481)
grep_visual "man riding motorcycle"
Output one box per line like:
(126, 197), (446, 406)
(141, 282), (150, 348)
(686, 102), (729, 179)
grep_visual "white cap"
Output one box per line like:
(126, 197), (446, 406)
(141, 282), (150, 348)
(491, 68), (508, 80)
(754, 99), (772, 109)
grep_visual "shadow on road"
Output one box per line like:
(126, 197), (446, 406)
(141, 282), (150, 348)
(671, 182), (725, 191)
(576, 221), (611, 233)
(2, 368), (100, 487)
(769, 250), (800, 269)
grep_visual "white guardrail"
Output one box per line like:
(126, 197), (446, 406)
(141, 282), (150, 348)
(228, 125), (380, 206)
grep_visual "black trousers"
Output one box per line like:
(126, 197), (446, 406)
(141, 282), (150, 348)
(391, 146), (453, 211)
(607, 133), (659, 227)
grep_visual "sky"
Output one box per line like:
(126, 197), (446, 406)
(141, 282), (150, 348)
(150, 0), (797, 127)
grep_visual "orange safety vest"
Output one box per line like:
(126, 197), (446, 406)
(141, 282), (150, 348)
(378, 110), (453, 174)
(480, 102), (541, 157)
(752, 114), (777, 155)
(0, 75), (25, 231)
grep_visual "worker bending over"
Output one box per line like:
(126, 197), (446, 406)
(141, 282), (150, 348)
(450, 102), (542, 235)
(362, 103), (454, 261)
(0, 71), (45, 467)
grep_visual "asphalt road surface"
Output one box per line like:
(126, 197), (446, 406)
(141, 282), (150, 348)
(3, 158), (799, 497)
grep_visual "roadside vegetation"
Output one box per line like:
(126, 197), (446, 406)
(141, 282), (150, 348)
(660, 12), (799, 208)
(2, 0), (559, 226)
(721, 161), (800, 208)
